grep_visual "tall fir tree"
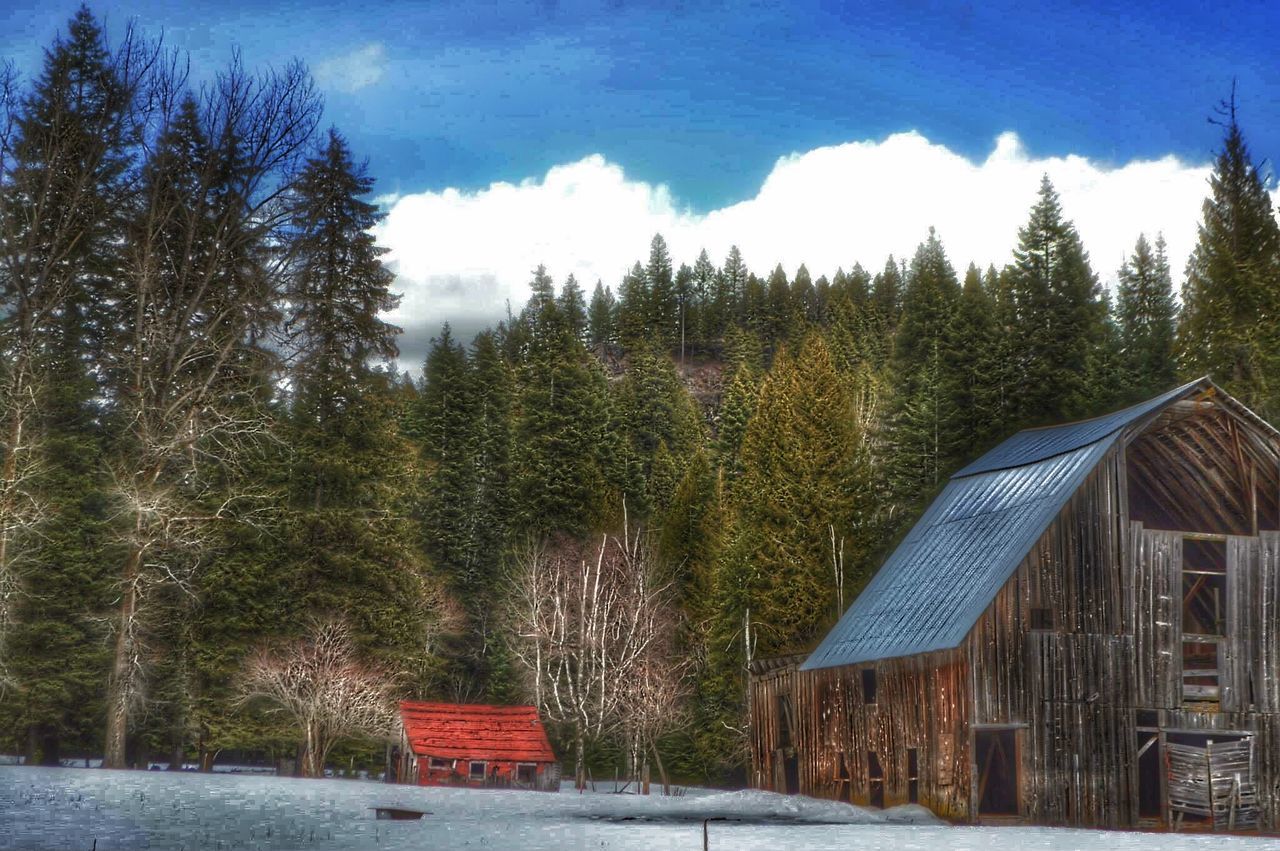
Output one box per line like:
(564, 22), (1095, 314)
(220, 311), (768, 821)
(587, 280), (617, 349)
(0, 4), (129, 763)
(283, 129), (442, 685)
(1117, 234), (1178, 400)
(1004, 175), (1106, 424)
(1177, 97), (1280, 417)
(646, 234), (676, 348)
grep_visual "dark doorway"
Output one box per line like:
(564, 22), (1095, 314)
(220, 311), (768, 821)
(975, 729), (1019, 816)
(907, 748), (919, 804)
(867, 751), (884, 809)
(1136, 732), (1162, 819)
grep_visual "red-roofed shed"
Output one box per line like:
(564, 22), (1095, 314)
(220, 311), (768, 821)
(396, 701), (560, 791)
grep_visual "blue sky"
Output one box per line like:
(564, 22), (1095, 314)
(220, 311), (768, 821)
(5, 1), (1280, 363)
(5, 1), (1277, 211)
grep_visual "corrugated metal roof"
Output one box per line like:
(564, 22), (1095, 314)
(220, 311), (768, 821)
(400, 701), (557, 763)
(801, 378), (1217, 672)
(953, 378), (1206, 478)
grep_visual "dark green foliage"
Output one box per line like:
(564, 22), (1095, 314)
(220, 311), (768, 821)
(1117, 235), (1178, 400)
(587, 280), (617, 348)
(558, 275), (588, 343)
(1178, 100), (1280, 417)
(1004, 175), (1106, 424)
(647, 234), (677, 348)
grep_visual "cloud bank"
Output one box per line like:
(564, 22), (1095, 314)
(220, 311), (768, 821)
(377, 130), (1239, 366)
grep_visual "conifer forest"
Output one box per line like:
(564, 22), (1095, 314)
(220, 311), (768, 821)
(4, 8), (1280, 787)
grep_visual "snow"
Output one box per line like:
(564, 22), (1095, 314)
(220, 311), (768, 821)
(0, 766), (1273, 850)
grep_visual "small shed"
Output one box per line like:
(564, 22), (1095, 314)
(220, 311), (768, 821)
(396, 701), (560, 791)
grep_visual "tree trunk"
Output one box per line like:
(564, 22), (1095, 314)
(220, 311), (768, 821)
(650, 739), (670, 796)
(574, 728), (585, 791)
(103, 547), (142, 769)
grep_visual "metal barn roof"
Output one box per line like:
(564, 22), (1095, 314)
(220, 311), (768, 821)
(801, 378), (1212, 671)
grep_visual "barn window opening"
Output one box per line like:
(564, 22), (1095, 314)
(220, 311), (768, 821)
(867, 751), (884, 809)
(516, 763), (536, 785)
(975, 728), (1018, 816)
(1029, 608), (1053, 630)
(907, 748), (919, 804)
(862, 669), (877, 704)
(468, 761), (486, 781)
(1181, 538), (1226, 702)
(428, 757), (451, 771)
(776, 694), (794, 749)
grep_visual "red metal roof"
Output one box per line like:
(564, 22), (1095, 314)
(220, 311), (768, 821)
(400, 701), (557, 763)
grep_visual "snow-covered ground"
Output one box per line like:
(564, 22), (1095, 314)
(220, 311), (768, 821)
(0, 765), (1272, 850)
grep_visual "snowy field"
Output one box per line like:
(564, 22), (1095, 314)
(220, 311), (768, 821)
(0, 766), (1274, 851)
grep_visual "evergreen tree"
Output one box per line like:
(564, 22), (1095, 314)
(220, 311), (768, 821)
(557, 274), (588, 344)
(647, 234), (676, 347)
(944, 264), (1001, 463)
(765, 264), (794, 347)
(1117, 234), (1178, 399)
(587, 280), (617, 349)
(1178, 96), (1280, 416)
(514, 290), (618, 536)
(871, 255), (903, 326)
(690, 249), (717, 347)
(1004, 176), (1105, 424)
(734, 336), (871, 654)
(0, 4), (130, 763)
(617, 261), (650, 348)
(283, 129), (441, 684)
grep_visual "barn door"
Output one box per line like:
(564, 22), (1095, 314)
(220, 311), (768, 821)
(1166, 735), (1258, 831)
(975, 728), (1020, 817)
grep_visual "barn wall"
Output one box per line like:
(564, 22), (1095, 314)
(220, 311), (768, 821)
(750, 651), (972, 821)
(968, 451), (1137, 827)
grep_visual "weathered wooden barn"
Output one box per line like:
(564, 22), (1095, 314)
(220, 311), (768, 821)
(397, 701), (560, 791)
(750, 378), (1280, 831)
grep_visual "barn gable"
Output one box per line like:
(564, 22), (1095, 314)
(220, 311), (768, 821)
(803, 377), (1276, 671)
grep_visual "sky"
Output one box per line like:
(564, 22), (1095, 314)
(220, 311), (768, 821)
(5, 0), (1280, 367)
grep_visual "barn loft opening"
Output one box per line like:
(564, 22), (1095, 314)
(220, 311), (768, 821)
(1127, 398), (1280, 534)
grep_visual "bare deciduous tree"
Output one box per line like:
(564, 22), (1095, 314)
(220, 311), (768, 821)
(240, 619), (398, 778)
(101, 55), (321, 768)
(507, 524), (682, 790)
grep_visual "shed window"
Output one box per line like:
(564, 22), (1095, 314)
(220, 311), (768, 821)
(516, 763), (536, 784)
(1029, 608), (1052, 630)
(428, 757), (451, 771)
(862, 669), (877, 705)
(469, 761), (486, 781)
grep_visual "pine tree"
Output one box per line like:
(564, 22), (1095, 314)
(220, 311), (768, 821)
(690, 249), (717, 347)
(1004, 175), (1105, 424)
(647, 234), (676, 348)
(764, 264), (794, 347)
(558, 274), (588, 344)
(871, 255), (903, 326)
(587, 280), (617, 349)
(514, 290), (618, 536)
(944, 264), (1001, 463)
(615, 343), (702, 504)
(0, 4), (131, 763)
(1178, 95), (1280, 416)
(734, 335), (871, 654)
(1117, 234), (1178, 399)
(283, 129), (441, 686)
(617, 261), (650, 348)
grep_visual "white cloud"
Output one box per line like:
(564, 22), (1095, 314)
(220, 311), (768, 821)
(315, 43), (387, 94)
(378, 130), (1267, 357)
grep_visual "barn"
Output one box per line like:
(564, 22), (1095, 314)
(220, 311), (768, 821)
(750, 378), (1280, 831)
(397, 701), (560, 791)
